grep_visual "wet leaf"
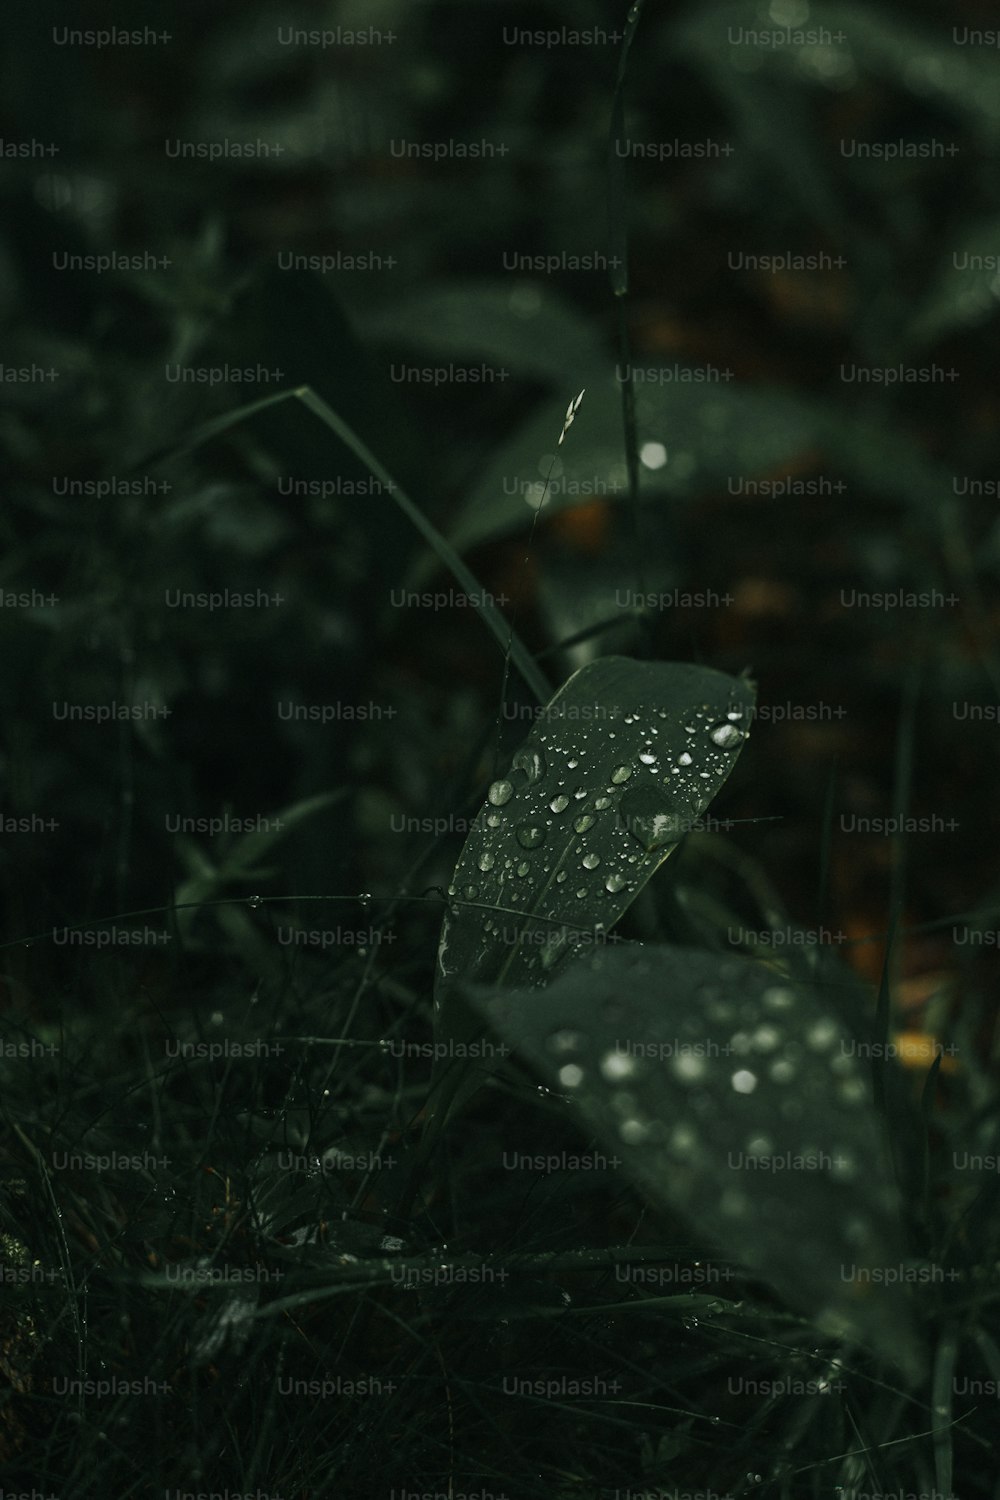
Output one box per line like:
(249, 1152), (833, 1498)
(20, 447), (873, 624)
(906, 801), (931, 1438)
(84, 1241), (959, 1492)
(464, 942), (926, 1383)
(431, 657), (754, 1121)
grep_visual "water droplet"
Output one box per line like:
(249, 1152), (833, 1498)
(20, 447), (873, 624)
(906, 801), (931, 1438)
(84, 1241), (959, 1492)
(558, 1063), (584, 1088)
(575, 887), (587, 898)
(594, 795), (612, 811)
(605, 872), (627, 893)
(547, 1028), (585, 1053)
(541, 932), (570, 969)
(516, 860), (531, 877)
(573, 813), (596, 833)
(463, 883), (479, 900)
(709, 722), (745, 749)
(582, 852), (601, 869)
(618, 785), (686, 853)
(677, 752), (693, 766)
(806, 1018), (838, 1050)
(600, 1049), (639, 1081)
(488, 780), (514, 807)
(555, 870), (567, 883)
(610, 764), (633, 784)
(672, 1052), (706, 1082)
(516, 823), (546, 849)
(477, 852), (495, 872)
(550, 794), (570, 813)
(682, 1315), (699, 1330)
(486, 812), (501, 828)
(567, 757), (579, 769)
(247, 895), (263, 909)
(512, 747), (546, 786)
(573, 786), (587, 799)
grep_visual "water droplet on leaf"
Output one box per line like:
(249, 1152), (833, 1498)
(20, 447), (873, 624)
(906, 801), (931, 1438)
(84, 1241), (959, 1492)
(516, 823), (546, 849)
(618, 784), (686, 853)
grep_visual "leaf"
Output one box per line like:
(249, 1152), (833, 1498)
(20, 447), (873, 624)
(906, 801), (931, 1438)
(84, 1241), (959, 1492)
(464, 942), (927, 1384)
(431, 656), (754, 1125)
(431, 365), (813, 567)
(358, 279), (607, 385)
(421, 365), (953, 575)
(908, 215), (1000, 348)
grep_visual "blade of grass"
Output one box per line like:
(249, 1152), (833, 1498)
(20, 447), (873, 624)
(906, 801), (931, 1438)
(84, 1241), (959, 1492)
(134, 384), (551, 705)
(608, 0), (651, 656)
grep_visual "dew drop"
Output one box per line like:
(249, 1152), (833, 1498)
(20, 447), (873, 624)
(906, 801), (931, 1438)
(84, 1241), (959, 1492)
(639, 746), (657, 765)
(806, 1018), (838, 1050)
(600, 1050), (639, 1081)
(547, 1028), (585, 1053)
(247, 895), (263, 909)
(477, 852), (495, 872)
(605, 872), (627, 893)
(573, 813), (596, 833)
(488, 780), (514, 807)
(516, 860), (531, 877)
(672, 1052), (706, 1082)
(594, 795), (612, 810)
(555, 870), (567, 883)
(550, 794), (570, 813)
(581, 852), (601, 869)
(709, 722), (745, 749)
(463, 884), (479, 900)
(486, 812), (501, 828)
(677, 752), (693, 766)
(610, 764), (633, 784)
(516, 823), (546, 849)
(512, 747), (546, 786)
(618, 784), (686, 852)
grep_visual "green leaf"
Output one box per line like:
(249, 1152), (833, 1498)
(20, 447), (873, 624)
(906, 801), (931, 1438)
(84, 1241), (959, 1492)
(417, 365), (953, 572)
(464, 941), (927, 1384)
(908, 215), (1000, 347)
(358, 279), (607, 384)
(430, 656), (754, 1124)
